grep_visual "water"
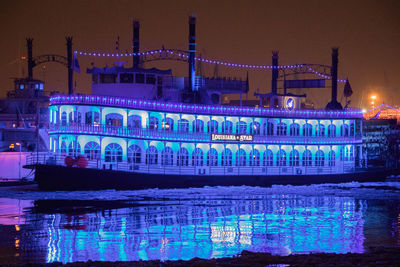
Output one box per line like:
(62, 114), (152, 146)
(0, 182), (400, 264)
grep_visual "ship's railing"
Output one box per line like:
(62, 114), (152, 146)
(50, 94), (364, 119)
(49, 124), (362, 145)
(26, 152), (359, 176)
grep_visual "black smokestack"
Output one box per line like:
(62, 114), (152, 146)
(271, 51), (279, 95)
(188, 15), (196, 91)
(325, 48), (343, 110)
(66, 36), (73, 95)
(27, 38), (33, 80)
(133, 20), (140, 68)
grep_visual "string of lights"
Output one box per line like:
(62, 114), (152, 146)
(74, 49), (346, 82)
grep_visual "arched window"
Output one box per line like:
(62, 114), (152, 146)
(207, 120), (218, 133)
(303, 123), (312, 137)
(277, 122), (287, 136)
(290, 123), (300, 136)
(289, 150), (299, 166)
(328, 124), (336, 137)
(341, 124), (350, 137)
(207, 148), (218, 166)
(178, 119), (189, 132)
(105, 113), (123, 126)
(222, 120), (233, 134)
(193, 119), (204, 133)
(177, 147), (189, 166)
(249, 149), (260, 166)
(236, 148), (246, 166)
(146, 146), (158, 164)
(128, 115), (141, 128)
(316, 124), (325, 137)
(277, 150), (286, 166)
(315, 150), (325, 167)
(61, 112), (67, 126)
(84, 141), (100, 160)
(263, 149), (274, 166)
(264, 121), (274, 136)
(149, 117), (159, 130)
(162, 118), (174, 131)
(60, 141), (67, 154)
(221, 148), (233, 166)
(128, 145), (141, 164)
(105, 143), (123, 163)
(302, 150), (312, 166)
(236, 121), (247, 134)
(192, 148), (203, 166)
(161, 147), (174, 165)
(328, 150), (335, 167)
(250, 121), (261, 135)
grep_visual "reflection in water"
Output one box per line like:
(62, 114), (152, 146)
(20, 195), (367, 263)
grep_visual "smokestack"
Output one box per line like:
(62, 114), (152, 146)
(27, 38), (34, 80)
(325, 48), (343, 110)
(271, 51), (279, 95)
(133, 20), (140, 68)
(66, 36), (73, 95)
(188, 15), (196, 91)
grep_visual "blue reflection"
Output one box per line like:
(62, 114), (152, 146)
(35, 195), (367, 263)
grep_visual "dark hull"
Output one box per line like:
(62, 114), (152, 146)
(34, 164), (399, 191)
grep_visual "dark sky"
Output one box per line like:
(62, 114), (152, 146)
(1, 0), (399, 109)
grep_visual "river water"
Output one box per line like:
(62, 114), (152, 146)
(0, 182), (400, 264)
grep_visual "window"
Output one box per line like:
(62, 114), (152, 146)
(84, 141), (100, 160)
(341, 124), (350, 137)
(120, 73), (134, 83)
(178, 119), (189, 132)
(264, 121), (274, 136)
(316, 124), (325, 137)
(207, 148), (218, 166)
(128, 115), (141, 128)
(277, 122), (287, 136)
(105, 143), (123, 163)
(263, 149), (274, 166)
(303, 123), (312, 137)
(328, 150), (335, 167)
(289, 150), (299, 166)
(60, 141), (67, 154)
(61, 112), (67, 126)
(315, 150), (325, 167)
(250, 121), (261, 135)
(100, 74), (117, 83)
(302, 150), (312, 166)
(350, 122), (355, 136)
(192, 148), (203, 166)
(221, 149), (233, 166)
(146, 146), (158, 164)
(149, 117), (159, 130)
(106, 113), (123, 126)
(236, 149), (246, 166)
(222, 120), (233, 134)
(128, 145), (141, 164)
(162, 118), (174, 131)
(161, 147), (174, 165)
(135, 73), (145, 83)
(207, 120), (218, 133)
(68, 112), (73, 124)
(328, 124), (336, 137)
(236, 121), (247, 134)
(177, 148), (189, 166)
(277, 150), (286, 166)
(193, 119), (204, 133)
(250, 149), (260, 166)
(85, 112), (92, 124)
(146, 74), (156, 84)
(290, 123), (300, 136)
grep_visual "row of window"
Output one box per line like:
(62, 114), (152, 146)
(57, 111), (357, 137)
(93, 73), (159, 85)
(60, 141), (355, 167)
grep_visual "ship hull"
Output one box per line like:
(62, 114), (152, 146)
(34, 164), (397, 191)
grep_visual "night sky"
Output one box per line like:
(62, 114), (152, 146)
(1, 0), (399, 109)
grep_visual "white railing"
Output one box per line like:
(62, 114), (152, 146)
(26, 152), (360, 176)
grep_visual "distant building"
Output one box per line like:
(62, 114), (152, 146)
(363, 104), (400, 123)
